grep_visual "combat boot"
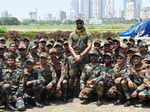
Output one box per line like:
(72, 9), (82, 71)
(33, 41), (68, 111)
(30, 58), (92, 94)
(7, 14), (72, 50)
(96, 96), (103, 106)
(113, 95), (124, 105)
(6, 103), (17, 111)
(124, 99), (132, 107)
(81, 99), (89, 105)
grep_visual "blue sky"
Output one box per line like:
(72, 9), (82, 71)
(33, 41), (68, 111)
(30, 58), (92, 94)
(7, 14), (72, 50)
(0, 0), (71, 18)
(0, 0), (147, 19)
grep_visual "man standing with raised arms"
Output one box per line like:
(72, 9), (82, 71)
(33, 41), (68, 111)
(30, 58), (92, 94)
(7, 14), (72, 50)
(68, 19), (92, 97)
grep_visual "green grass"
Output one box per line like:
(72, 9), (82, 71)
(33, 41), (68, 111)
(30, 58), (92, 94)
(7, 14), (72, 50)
(1, 24), (132, 32)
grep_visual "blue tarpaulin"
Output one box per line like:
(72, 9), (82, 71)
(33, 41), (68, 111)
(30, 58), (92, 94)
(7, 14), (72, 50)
(120, 20), (150, 37)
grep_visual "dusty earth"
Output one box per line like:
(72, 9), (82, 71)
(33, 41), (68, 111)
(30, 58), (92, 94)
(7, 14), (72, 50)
(25, 98), (150, 112)
(0, 98), (150, 112)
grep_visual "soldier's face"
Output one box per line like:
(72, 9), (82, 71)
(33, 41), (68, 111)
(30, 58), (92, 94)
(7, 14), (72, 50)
(116, 56), (125, 65)
(76, 22), (84, 30)
(8, 58), (15, 66)
(94, 43), (100, 51)
(0, 48), (4, 54)
(40, 57), (47, 64)
(55, 46), (62, 54)
(132, 57), (141, 65)
(104, 57), (111, 64)
(9, 44), (16, 52)
(26, 62), (33, 69)
(90, 54), (98, 63)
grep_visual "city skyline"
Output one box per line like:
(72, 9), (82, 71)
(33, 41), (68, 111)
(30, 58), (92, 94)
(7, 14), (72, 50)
(0, 0), (149, 19)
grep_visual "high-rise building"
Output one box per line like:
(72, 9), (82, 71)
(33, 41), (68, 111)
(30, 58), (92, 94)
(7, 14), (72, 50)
(71, 0), (79, 17)
(56, 11), (66, 21)
(1, 10), (9, 17)
(105, 0), (114, 18)
(78, 0), (90, 19)
(91, 0), (103, 19)
(29, 9), (38, 20)
(124, 0), (135, 20)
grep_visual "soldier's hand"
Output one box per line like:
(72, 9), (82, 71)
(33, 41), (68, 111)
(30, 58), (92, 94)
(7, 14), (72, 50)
(56, 83), (61, 90)
(26, 81), (33, 86)
(128, 81), (134, 88)
(47, 83), (53, 89)
(13, 96), (17, 102)
(131, 91), (137, 98)
(87, 80), (93, 85)
(74, 55), (82, 62)
(115, 77), (122, 84)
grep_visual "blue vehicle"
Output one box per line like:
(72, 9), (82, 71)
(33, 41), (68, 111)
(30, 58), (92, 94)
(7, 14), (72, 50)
(120, 20), (150, 37)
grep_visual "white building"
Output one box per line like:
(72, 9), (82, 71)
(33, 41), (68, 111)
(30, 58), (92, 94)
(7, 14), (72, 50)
(105, 0), (114, 18)
(56, 11), (66, 21)
(140, 7), (150, 19)
(91, 0), (102, 19)
(29, 9), (38, 20)
(124, 0), (135, 20)
(78, 0), (90, 20)
(1, 10), (9, 17)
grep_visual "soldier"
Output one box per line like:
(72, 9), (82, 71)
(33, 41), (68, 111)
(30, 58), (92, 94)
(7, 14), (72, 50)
(79, 49), (102, 105)
(38, 52), (57, 105)
(138, 42), (150, 64)
(125, 53), (149, 105)
(23, 58), (44, 108)
(16, 43), (28, 69)
(1, 55), (25, 111)
(95, 53), (114, 106)
(68, 19), (92, 97)
(28, 45), (40, 62)
(37, 38), (47, 56)
(108, 53), (130, 105)
(23, 38), (30, 55)
(4, 42), (18, 60)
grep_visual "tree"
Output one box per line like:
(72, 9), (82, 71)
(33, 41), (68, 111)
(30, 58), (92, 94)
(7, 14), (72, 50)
(0, 17), (20, 25)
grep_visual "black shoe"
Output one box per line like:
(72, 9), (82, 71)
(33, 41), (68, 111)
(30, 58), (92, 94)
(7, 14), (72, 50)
(35, 101), (43, 108)
(124, 100), (132, 107)
(7, 103), (17, 111)
(96, 100), (103, 106)
(43, 100), (50, 106)
(113, 99), (122, 105)
(81, 100), (89, 105)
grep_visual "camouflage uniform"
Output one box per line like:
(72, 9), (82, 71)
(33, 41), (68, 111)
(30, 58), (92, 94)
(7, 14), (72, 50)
(68, 30), (92, 97)
(1, 66), (24, 110)
(79, 63), (102, 101)
(23, 67), (44, 106)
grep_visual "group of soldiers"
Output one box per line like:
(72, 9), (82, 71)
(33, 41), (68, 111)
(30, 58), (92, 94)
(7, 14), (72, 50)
(0, 19), (150, 111)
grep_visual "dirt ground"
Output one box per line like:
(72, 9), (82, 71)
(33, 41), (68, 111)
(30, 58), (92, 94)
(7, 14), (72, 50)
(24, 98), (150, 112)
(0, 98), (150, 112)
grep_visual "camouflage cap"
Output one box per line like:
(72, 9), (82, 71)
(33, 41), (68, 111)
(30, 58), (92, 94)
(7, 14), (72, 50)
(89, 48), (99, 55)
(13, 38), (20, 42)
(103, 53), (112, 58)
(94, 40), (101, 45)
(116, 53), (126, 59)
(131, 52), (142, 58)
(63, 41), (68, 45)
(39, 38), (46, 42)
(54, 42), (62, 48)
(18, 43), (26, 49)
(34, 39), (39, 43)
(0, 37), (6, 41)
(49, 48), (56, 54)
(23, 38), (29, 42)
(46, 42), (53, 47)
(26, 58), (34, 63)
(40, 52), (48, 58)
(139, 42), (148, 48)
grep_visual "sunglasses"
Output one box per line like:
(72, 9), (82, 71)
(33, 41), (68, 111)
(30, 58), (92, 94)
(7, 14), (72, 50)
(19, 49), (26, 51)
